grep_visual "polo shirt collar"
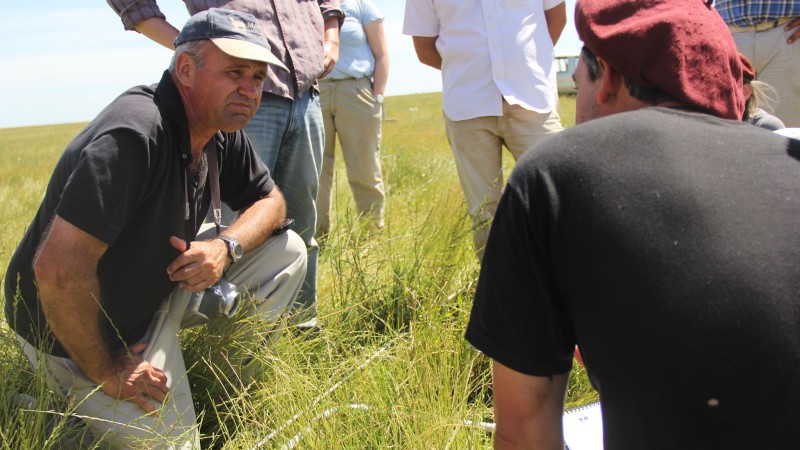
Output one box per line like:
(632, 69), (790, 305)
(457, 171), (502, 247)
(154, 70), (229, 169)
(154, 70), (194, 169)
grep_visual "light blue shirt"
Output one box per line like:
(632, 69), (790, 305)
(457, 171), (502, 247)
(716, 0), (800, 26)
(330, 0), (384, 80)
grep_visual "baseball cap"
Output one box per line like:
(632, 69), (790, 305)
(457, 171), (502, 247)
(174, 8), (288, 72)
(575, 0), (743, 120)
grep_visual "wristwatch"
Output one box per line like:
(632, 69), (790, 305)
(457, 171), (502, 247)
(217, 235), (243, 263)
(376, 94), (384, 104)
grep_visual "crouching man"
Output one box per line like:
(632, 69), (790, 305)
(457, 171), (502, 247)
(3, 9), (306, 448)
(465, 0), (800, 448)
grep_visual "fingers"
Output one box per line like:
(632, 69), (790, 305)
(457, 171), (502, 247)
(128, 342), (148, 355)
(178, 276), (215, 293)
(167, 255), (208, 289)
(789, 28), (800, 44)
(169, 235), (189, 252)
(167, 238), (223, 290)
(143, 376), (169, 404)
(131, 394), (159, 415)
(319, 61), (333, 79)
(788, 18), (800, 44)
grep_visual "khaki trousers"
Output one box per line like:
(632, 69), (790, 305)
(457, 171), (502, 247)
(731, 21), (800, 127)
(17, 227), (307, 449)
(444, 100), (563, 257)
(317, 77), (385, 234)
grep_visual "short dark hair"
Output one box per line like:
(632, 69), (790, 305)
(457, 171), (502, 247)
(580, 46), (676, 106)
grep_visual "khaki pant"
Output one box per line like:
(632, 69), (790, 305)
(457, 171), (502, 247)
(444, 100), (563, 257)
(317, 77), (385, 234)
(731, 20), (800, 127)
(17, 227), (307, 449)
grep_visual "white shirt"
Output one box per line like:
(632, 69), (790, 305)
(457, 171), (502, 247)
(403, 0), (563, 121)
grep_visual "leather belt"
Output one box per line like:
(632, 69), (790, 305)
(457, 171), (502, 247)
(728, 17), (794, 33)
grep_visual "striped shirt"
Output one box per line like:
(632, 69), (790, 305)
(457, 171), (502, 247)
(715, 0), (800, 26)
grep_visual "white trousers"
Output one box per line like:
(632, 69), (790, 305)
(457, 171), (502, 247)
(732, 23), (800, 127)
(444, 100), (563, 257)
(17, 228), (307, 449)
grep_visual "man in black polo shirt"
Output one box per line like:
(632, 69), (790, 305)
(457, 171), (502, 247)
(465, 0), (800, 448)
(4, 9), (307, 448)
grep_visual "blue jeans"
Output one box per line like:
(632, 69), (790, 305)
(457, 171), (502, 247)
(244, 89), (323, 318)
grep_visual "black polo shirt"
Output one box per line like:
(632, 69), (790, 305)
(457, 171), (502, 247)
(466, 108), (800, 449)
(4, 71), (274, 357)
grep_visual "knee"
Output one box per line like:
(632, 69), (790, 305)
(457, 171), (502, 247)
(284, 230), (308, 268)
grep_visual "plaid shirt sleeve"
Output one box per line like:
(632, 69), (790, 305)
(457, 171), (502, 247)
(107, 0), (166, 31)
(716, 0), (800, 26)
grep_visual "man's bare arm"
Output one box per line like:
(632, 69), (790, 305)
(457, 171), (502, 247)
(544, 2), (567, 46)
(412, 36), (441, 70)
(320, 17), (341, 79)
(34, 215), (169, 413)
(492, 360), (569, 450)
(167, 187), (287, 292)
(134, 16), (180, 50)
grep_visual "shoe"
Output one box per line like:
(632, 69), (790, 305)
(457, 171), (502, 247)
(291, 316), (321, 339)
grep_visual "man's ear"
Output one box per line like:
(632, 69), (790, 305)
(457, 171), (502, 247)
(173, 52), (196, 88)
(595, 57), (623, 106)
(743, 82), (753, 101)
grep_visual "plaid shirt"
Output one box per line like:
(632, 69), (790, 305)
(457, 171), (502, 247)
(715, 0), (800, 26)
(108, 0), (344, 99)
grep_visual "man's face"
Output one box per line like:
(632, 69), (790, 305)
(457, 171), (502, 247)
(573, 56), (601, 125)
(189, 43), (268, 132)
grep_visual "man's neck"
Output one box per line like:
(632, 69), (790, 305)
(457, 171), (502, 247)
(188, 133), (213, 173)
(171, 72), (216, 166)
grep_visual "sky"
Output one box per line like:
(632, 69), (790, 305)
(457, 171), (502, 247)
(0, 0), (581, 129)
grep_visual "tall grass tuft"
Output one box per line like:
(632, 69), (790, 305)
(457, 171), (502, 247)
(0, 94), (596, 449)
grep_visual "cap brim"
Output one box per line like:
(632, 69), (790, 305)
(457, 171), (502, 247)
(211, 38), (289, 72)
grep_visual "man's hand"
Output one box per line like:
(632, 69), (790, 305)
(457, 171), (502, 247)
(787, 17), (800, 44)
(320, 17), (341, 79)
(100, 342), (169, 414)
(166, 236), (228, 292)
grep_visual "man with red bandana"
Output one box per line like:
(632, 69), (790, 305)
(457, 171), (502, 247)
(465, 0), (800, 448)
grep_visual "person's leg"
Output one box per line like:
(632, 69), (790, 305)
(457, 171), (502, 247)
(747, 26), (800, 127)
(335, 77), (385, 229)
(244, 91), (323, 323)
(16, 292), (200, 449)
(222, 231), (307, 378)
(194, 225), (307, 347)
(502, 101), (563, 161)
(444, 113), (503, 256)
(244, 94), (292, 171)
(316, 80), (338, 235)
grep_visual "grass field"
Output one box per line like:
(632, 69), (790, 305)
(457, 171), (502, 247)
(0, 92), (595, 449)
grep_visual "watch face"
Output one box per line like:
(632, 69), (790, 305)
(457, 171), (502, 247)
(232, 242), (243, 260)
(221, 236), (243, 262)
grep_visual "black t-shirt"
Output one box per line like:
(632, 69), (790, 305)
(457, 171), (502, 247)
(466, 108), (800, 449)
(4, 71), (274, 357)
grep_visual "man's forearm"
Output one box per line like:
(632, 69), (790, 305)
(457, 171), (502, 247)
(320, 17), (341, 78)
(224, 187), (287, 252)
(544, 3), (567, 45)
(412, 36), (442, 70)
(39, 278), (116, 381)
(135, 16), (180, 50)
(34, 218), (116, 384)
